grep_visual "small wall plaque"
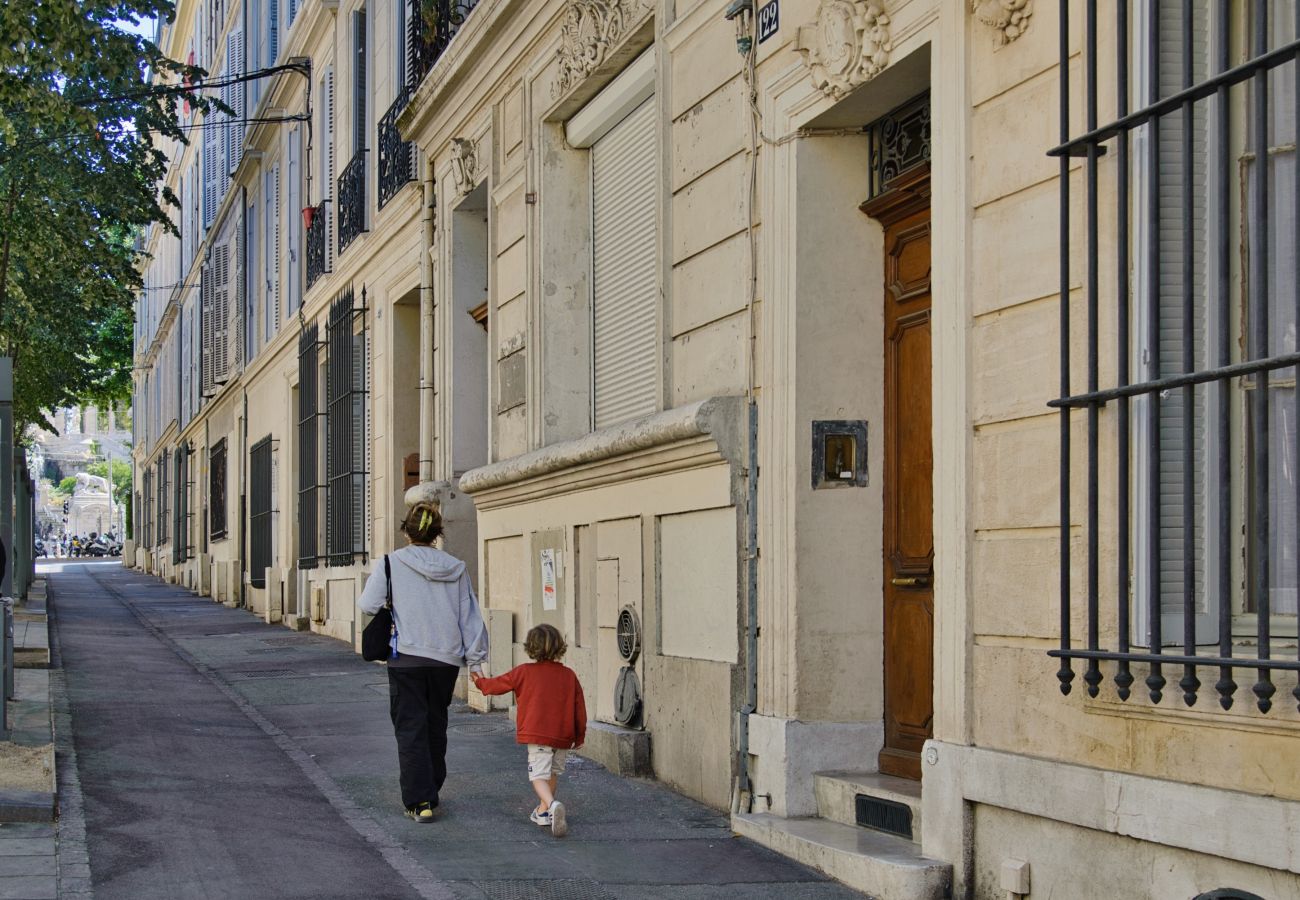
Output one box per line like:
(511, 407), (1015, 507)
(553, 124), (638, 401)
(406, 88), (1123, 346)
(811, 420), (868, 489)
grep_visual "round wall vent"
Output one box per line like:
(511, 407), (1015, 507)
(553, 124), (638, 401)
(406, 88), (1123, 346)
(613, 666), (643, 727)
(616, 605), (641, 663)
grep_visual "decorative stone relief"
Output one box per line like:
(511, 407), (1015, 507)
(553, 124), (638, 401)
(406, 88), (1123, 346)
(449, 138), (477, 195)
(971, 0), (1032, 47)
(552, 0), (647, 99)
(795, 0), (892, 101)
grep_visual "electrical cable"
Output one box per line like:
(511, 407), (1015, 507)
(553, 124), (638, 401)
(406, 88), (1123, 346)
(69, 62), (311, 108)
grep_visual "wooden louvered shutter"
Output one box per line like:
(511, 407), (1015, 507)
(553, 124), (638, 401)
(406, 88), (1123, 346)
(227, 30), (245, 174)
(590, 97), (658, 431)
(201, 258), (215, 393)
(353, 9), (367, 155)
(233, 208), (246, 371)
(267, 0), (279, 66)
(323, 65), (336, 268)
(287, 126), (301, 313)
(203, 97), (219, 228)
(214, 237), (230, 381)
(266, 163), (280, 337)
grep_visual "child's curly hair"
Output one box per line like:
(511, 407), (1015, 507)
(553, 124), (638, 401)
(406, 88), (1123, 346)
(524, 624), (567, 662)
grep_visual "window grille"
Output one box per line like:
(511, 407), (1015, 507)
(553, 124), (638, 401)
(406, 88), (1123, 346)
(405, 0), (480, 98)
(142, 472), (154, 549)
(378, 87), (416, 209)
(864, 92), (931, 202)
(325, 286), (369, 566)
(156, 450), (171, 547)
(1049, 0), (1300, 713)
(172, 444), (193, 565)
(210, 438), (228, 540)
(298, 323), (323, 569)
(250, 436), (274, 588)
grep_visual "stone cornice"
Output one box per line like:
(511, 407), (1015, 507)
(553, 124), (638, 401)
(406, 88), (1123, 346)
(460, 396), (745, 507)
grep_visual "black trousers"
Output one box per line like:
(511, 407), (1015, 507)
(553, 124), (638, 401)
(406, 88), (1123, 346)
(388, 665), (460, 808)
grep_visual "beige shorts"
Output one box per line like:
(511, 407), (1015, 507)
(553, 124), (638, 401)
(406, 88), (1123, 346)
(526, 744), (568, 781)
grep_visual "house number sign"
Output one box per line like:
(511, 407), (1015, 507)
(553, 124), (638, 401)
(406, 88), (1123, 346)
(758, 0), (779, 44)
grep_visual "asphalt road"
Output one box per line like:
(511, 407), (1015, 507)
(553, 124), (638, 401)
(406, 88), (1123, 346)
(45, 560), (862, 900)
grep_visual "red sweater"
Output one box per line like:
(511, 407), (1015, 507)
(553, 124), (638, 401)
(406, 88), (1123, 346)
(475, 661), (588, 749)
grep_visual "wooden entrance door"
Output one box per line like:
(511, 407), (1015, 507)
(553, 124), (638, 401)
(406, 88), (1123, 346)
(862, 167), (933, 781)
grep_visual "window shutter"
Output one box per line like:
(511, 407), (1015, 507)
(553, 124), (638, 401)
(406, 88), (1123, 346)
(591, 97), (658, 431)
(354, 9), (367, 155)
(203, 104), (219, 228)
(201, 260), (215, 393)
(214, 237), (230, 381)
(352, 327), (366, 555)
(227, 30), (245, 174)
(265, 163), (280, 338)
(267, 0), (279, 66)
(324, 65), (336, 268)
(287, 126), (301, 314)
(1136, 0), (1215, 646)
(287, 0), (298, 30)
(233, 208), (246, 371)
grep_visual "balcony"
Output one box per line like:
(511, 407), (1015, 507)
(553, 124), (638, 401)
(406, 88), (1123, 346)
(337, 150), (368, 257)
(305, 201), (330, 292)
(378, 89), (416, 209)
(405, 0), (481, 98)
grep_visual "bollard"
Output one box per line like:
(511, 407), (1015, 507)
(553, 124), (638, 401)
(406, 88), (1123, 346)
(0, 595), (12, 741)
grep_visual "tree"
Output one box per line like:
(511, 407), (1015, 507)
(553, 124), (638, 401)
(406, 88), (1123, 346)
(57, 475), (77, 495)
(85, 459), (131, 509)
(0, 1), (211, 431)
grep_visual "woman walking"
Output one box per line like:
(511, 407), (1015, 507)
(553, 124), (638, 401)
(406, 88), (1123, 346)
(358, 500), (489, 823)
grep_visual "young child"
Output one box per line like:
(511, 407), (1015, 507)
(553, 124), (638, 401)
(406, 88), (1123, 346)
(472, 624), (587, 836)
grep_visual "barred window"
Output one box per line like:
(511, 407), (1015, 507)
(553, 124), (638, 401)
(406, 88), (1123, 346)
(1051, 1), (1300, 712)
(325, 287), (369, 566)
(297, 323), (322, 569)
(250, 436), (274, 588)
(210, 438), (228, 541)
(156, 450), (171, 547)
(141, 475), (154, 549)
(172, 445), (192, 565)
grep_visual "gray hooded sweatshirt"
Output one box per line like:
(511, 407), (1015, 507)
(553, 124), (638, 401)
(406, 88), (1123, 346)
(357, 545), (489, 669)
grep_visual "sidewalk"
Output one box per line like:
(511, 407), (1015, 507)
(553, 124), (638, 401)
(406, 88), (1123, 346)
(9, 561), (863, 899)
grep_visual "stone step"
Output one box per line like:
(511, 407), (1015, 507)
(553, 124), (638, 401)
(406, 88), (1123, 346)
(814, 771), (922, 839)
(733, 812), (951, 900)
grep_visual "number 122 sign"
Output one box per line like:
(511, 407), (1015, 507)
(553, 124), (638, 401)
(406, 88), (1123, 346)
(758, 0), (779, 44)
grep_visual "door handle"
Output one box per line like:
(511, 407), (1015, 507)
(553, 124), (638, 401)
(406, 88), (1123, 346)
(890, 576), (931, 587)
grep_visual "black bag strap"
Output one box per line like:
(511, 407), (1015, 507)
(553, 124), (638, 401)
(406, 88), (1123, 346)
(384, 556), (393, 611)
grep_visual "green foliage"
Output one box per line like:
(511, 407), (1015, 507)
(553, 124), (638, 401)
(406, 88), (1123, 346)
(0, 0), (213, 431)
(85, 458), (131, 506)
(57, 475), (77, 495)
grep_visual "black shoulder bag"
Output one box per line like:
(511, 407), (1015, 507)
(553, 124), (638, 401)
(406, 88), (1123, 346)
(361, 556), (395, 661)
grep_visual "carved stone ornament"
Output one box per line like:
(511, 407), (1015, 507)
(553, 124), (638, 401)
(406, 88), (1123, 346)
(971, 0), (1031, 47)
(795, 0), (892, 101)
(553, 0), (644, 99)
(449, 138), (477, 195)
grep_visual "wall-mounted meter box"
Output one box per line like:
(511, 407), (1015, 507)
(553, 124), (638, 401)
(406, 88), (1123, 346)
(811, 420), (868, 489)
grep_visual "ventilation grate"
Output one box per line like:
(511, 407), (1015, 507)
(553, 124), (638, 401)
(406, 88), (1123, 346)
(854, 793), (913, 840)
(474, 880), (615, 900)
(233, 669), (298, 679)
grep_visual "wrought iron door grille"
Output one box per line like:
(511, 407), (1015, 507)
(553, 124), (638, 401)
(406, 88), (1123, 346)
(249, 436), (274, 588)
(298, 324), (323, 569)
(865, 92), (930, 202)
(306, 201), (330, 291)
(1048, 1), (1300, 713)
(173, 444), (192, 565)
(378, 89), (416, 209)
(325, 287), (369, 567)
(210, 439), (228, 541)
(405, 0), (480, 97)
(337, 151), (368, 256)
(156, 450), (170, 547)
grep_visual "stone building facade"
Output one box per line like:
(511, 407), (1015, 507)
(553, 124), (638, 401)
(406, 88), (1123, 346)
(133, 0), (1300, 896)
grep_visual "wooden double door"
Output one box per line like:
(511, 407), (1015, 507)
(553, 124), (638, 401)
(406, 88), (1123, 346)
(862, 168), (933, 781)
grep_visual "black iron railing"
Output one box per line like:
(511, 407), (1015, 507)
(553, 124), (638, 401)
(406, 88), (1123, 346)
(210, 439), (228, 540)
(1048, 1), (1300, 713)
(305, 201), (330, 291)
(337, 151), (368, 256)
(378, 89), (416, 208)
(298, 324), (322, 570)
(249, 436), (273, 588)
(156, 450), (170, 547)
(406, 0), (480, 97)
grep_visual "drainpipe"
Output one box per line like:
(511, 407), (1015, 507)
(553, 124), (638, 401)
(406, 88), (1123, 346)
(418, 166), (435, 484)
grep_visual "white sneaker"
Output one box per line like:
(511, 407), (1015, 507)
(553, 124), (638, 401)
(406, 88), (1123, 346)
(548, 800), (567, 837)
(529, 808), (552, 826)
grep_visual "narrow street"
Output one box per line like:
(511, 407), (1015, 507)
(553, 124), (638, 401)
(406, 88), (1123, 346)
(37, 560), (859, 900)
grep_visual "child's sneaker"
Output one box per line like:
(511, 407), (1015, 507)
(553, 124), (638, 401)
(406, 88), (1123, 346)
(548, 800), (567, 837)
(529, 807), (552, 827)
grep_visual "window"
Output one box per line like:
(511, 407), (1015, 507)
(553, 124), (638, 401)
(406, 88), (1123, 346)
(210, 438), (228, 540)
(325, 287), (369, 565)
(264, 163), (280, 345)
(1051, 1), (1300, 712)
(298, 324), (322, 568)
(141, 471), (154, 549)
(156, 450), (171, 547)
(245, 195), (258, 363)
(173, 445), (191, 565)
(250, 436), (274, 588)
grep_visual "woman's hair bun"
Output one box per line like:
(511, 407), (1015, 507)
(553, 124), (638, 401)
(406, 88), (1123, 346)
(401, 500), (444, 544)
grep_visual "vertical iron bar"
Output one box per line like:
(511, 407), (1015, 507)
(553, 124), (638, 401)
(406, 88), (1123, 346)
(1212, 0), (1236, 710)
(1250, 0), (1274, 712)
(1085, 0), (1102, 698)
(1116, 0), (1134, 701)
(1057, 0), (1075, 695)
(1294, 0), (1300, 713)
(1179, 0), (1201, 706)
(1145, 0), (1166, 704)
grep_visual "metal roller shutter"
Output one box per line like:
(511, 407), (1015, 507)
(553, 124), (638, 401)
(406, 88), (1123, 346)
(591, 97), (657, 431)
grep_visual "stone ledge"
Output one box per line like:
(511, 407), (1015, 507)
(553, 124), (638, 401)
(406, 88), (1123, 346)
(577, 721), (652, 778)
(0, 789), (56, 823)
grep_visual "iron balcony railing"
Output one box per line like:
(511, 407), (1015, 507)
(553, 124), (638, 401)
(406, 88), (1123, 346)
(337, 151), (368, 257)
(405, 0), (481, 99)
(378, 88), (416, 209)
(305, 201), (330, 291)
